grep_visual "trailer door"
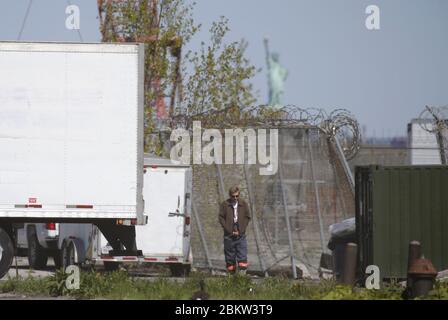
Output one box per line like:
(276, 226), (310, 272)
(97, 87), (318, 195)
(136, 167), (187, 257)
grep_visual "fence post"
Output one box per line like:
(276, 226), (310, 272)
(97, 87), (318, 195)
(307, 129), (327, 254)
(243, 164), (268, 277)
(278, 160), (298, 279)
(341, 242), (358, 286)
(191, 200), (214, 274)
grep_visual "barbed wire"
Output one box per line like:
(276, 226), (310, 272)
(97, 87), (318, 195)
(158, 104), (361, 159)
(418, 105), (448, 133)
(320, 109), (361, 160)
(417, 105), (448, 164)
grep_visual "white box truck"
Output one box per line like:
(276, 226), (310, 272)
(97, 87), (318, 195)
(55, 156), (193, 276)
(0, 41), (145, 278)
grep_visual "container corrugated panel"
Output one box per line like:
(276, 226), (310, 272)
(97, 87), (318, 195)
(356, 165), (448, 279)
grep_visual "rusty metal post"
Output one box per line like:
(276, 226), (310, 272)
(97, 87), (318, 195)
(341, 243), (357, 286)
(407, 241), (422, 271)
(408, 257), (437, 298)
(406, 240), (421, 290)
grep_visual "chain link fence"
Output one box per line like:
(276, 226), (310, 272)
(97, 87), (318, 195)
(189, 126), (354, 278)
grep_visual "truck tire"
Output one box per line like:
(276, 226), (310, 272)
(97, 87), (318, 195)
(0, 228), (14, 279)
(169, 264), (191, 277)
(61, 242), (76, 270)
(27, 229), (48, 269)
(52, 250), (63, 270)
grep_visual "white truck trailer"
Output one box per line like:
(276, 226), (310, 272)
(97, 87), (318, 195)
(56, 156), (193, 276)
(0, 41), (145, 278)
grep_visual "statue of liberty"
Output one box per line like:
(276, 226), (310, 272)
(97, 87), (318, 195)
(264, 37), (288, 108)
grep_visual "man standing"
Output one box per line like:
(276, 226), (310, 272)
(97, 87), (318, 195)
(219, 186), (251, 274)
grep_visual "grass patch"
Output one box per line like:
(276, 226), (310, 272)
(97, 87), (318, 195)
(1, 270), (448, 300)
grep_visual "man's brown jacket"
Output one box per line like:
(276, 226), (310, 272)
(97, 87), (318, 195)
(219, 199), (251, 236)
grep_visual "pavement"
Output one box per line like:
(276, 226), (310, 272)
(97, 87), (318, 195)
(0, 257), (61, 300)
(0, 257), (55, 281)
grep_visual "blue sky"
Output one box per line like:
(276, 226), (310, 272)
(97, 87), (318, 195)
(1, 0), (447, 138)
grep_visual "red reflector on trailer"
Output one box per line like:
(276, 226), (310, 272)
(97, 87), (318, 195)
(165, 257), (178, 262)
(101, 256), (113, 260)
(131, 219), (137, 225)
(66, 205), (93, 209)
(123, 257), (137, 260)
(185, 216), (191, 225)
(46, 223), (56, 230)
(144, 258), (157, 261)
(78, 205), (93, 209)
(15, 204), (42, 208)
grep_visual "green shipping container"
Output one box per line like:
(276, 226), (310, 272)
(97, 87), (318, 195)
(355, 165), (448, 279)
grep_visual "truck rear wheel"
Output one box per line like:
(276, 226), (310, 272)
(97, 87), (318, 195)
(28, 229), (48, 269)
(0, 228), (14, 279)
(52, 250), (63, 270)
(61, 242), (76, 270)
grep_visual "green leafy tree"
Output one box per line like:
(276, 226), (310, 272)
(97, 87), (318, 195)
(98, 0), (258, 153)
(179, 16), (257, 129)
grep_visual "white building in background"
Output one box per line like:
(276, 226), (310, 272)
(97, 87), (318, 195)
(407, 119), (442, 165)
